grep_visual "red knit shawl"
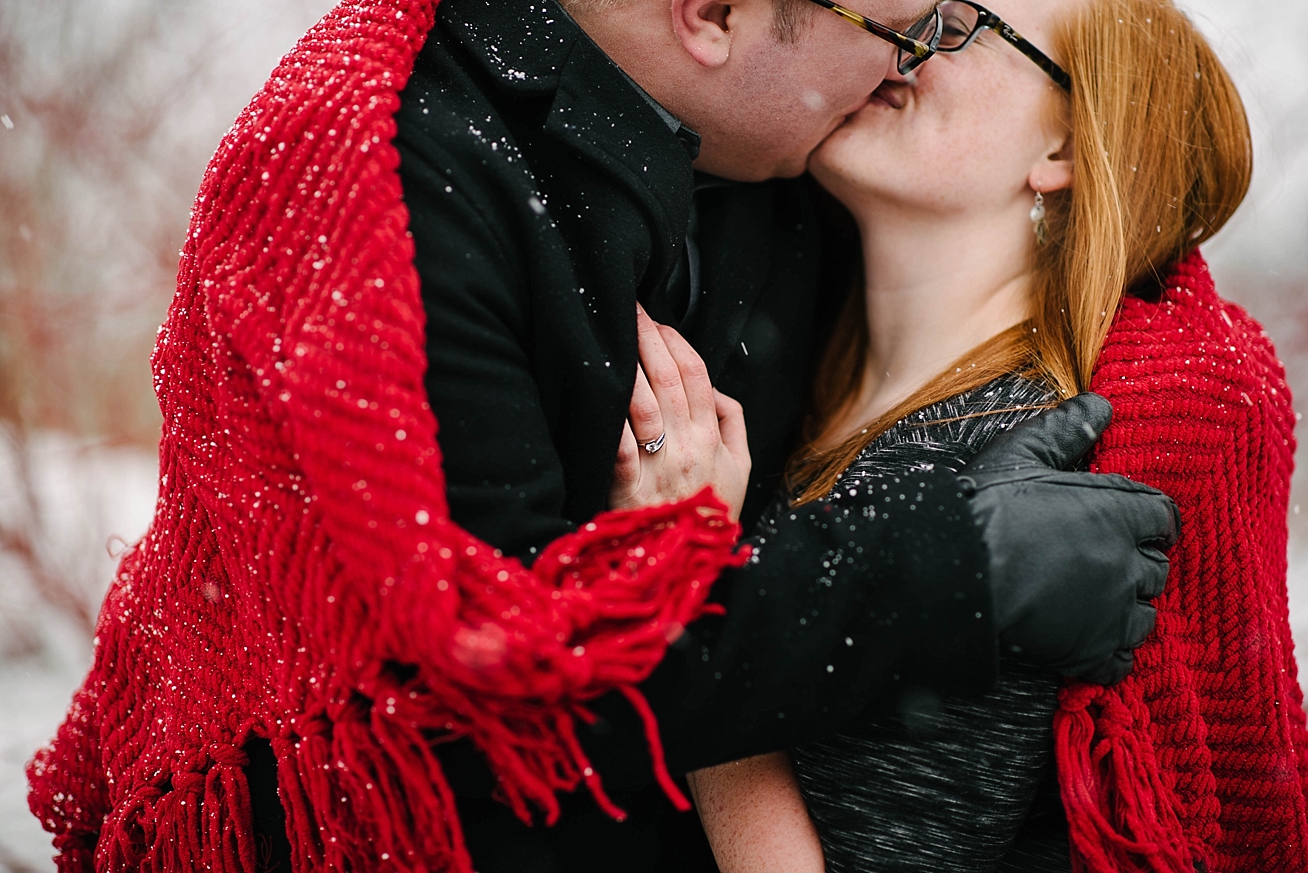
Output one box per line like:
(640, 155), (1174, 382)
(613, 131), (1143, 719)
(1058, 251), (1308, 873)
(26, 1), (745, 871)
(25, 0), (1308, 870)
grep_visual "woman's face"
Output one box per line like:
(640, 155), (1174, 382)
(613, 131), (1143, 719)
(810, 0), (1072, 219)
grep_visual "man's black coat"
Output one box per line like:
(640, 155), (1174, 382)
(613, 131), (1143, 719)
(254, 0), (998, 869)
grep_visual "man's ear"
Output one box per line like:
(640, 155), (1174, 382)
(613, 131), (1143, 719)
(1029, 129), (1074, 194)
(671, 0), (734, 68)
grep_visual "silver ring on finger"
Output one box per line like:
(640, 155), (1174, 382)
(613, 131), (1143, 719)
(643, 432), (666, 454)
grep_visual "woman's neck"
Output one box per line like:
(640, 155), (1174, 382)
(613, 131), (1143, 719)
(839, 201), (1033, 436)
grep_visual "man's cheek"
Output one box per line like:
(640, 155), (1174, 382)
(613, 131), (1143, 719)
(801, 90), (828, 111)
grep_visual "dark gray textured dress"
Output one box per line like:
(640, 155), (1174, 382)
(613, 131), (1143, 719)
(785, 376), (1072, 873)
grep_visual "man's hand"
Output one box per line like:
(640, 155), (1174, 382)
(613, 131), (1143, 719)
(959, 393), (1181, 686)
(609, 306), (752, 520)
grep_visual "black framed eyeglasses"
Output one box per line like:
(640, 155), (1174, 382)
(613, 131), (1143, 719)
(937, 0), (1072, 90)
(805, 0), (944, 75)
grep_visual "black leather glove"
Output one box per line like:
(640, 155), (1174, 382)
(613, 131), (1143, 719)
(958, 393), (1180, 686)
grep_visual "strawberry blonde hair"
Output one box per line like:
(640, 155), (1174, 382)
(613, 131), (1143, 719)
(788, 0), (1252, 504)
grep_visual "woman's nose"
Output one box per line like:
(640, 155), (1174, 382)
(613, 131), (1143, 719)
(881, 57), (918, 87)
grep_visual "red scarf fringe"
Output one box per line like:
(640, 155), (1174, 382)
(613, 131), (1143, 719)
(1054, 250), (1308, 872)
(26, 1), (747, 870)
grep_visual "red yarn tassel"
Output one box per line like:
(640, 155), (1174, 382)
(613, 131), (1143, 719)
(148, 773), (205, 873)
(285, 729), (335, 870)
(1055, 682), (1195, 873)
(555, 707), (628, 822)
(334, 712), (471, 871)
(619, 685), (692, 812)
(204, 762), (257, 872)
(49, 842), (96, 873)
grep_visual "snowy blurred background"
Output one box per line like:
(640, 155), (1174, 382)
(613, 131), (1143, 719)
(0, 0), (1305, 867)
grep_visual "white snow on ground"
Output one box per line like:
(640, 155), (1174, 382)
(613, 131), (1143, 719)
(2, 0), (1308, 869)
(0, 437), (157, 871)
(0, 648), (96, 872)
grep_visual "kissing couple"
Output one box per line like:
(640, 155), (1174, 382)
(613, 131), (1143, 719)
(30, 0), (1308, 871)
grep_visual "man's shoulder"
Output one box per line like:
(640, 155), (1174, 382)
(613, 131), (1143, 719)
(390, 24), (550, 265)
(393, 0), (575, 175)
(395, 27), (523, 178)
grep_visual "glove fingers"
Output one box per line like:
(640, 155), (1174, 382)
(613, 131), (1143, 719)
(1121, 491), (1182, 552)
(1122, 601), (1158, 650)
(968, 393), (1113, 474)
(1080, 648), (1134, 687)
(1127, 532), (1172, 600)
(1077, 603), (1155, 686)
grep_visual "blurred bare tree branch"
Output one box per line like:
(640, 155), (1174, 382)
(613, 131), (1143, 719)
(0, 0), (204, 656)
(0, 0), (213, 442)
(0, 0), (334, 659)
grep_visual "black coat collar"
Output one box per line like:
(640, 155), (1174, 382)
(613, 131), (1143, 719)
(440, 0), (696, 230)
(439, 0), (575, 96)
(434, 0), (787, 386)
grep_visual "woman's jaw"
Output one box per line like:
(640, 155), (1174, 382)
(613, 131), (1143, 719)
(806, 0), (1077, 429)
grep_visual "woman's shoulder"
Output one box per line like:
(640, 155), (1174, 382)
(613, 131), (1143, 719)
(1093, 252), (1294, 449)
(1090, 252), (1295, 502)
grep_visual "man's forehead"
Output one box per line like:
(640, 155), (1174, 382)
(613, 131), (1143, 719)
(877, 0), (938, 31)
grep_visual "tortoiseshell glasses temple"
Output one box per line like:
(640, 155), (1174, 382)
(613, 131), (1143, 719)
(805, 0), (945, 75)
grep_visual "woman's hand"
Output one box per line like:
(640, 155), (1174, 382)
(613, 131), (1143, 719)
(609, 305), (751, 521)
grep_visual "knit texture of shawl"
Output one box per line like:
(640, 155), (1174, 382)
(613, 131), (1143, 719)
(25, 0), (1308, 868)
(1056, 251), (1308, 873)
(26, 1), (745, 871)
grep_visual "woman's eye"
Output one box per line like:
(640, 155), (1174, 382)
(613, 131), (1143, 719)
(941, 17), (972, 43)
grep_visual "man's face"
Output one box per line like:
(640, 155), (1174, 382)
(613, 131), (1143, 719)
(689, 0), (938, 180)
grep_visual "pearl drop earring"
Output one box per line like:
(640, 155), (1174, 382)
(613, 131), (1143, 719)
(1031, 191), (1049, 246)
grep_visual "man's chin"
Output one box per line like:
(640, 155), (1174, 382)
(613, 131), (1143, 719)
(692, 151), (808, 182)
(770, 154), (812, 180)
(767, 131), (843, 181)
(804, 107), (865, 168)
